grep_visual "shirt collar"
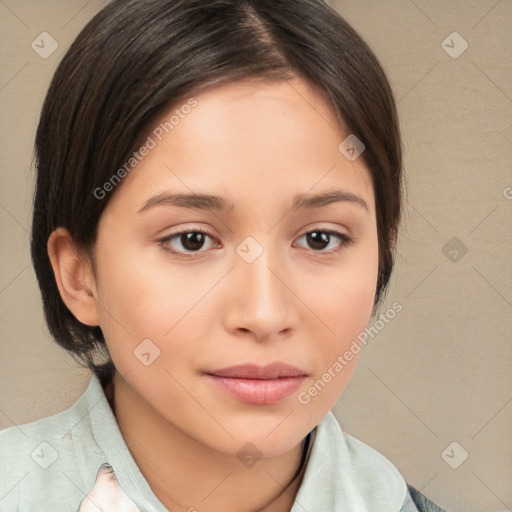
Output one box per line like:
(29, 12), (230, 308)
(291, 411), (407, 511)
(86, 373), (407, 511)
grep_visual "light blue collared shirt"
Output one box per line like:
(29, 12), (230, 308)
(0, 373), (418, 511)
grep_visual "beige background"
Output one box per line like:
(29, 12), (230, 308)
(1, 1), (511, 511)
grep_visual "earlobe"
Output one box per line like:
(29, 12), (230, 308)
(47, 227), (100, 326)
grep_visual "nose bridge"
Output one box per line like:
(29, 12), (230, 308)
(228, 234), (296, 338)
(238, 236), (284, 304)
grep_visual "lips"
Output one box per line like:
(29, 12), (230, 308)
(205, 363), (308, 405)
(208, 362), (307, 379)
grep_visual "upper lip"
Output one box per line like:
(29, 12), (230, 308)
(207, 362), (308, 379)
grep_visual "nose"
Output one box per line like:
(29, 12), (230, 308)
(222, 240), (299, 343)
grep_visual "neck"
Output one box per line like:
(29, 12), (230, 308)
(109, 374), (309, 512)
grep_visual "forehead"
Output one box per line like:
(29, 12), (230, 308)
(182, 77), (347, 151)
(105, 77), (375, 215)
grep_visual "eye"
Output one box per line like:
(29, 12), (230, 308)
(159, 227), (354, 257)
(294, 229), (354, 254)
(159, 229), (219, 255)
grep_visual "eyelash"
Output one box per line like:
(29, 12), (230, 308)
(158, 227), (355, 258)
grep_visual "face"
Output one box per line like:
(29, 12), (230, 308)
(89, 77), (378, 458)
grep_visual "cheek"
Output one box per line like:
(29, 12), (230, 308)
(92, 247), (179, 360)
(92, 242), (224, 380)
(316, 239), (379, 341)
(299, 239), (378, 409)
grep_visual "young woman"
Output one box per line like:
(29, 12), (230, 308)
(0, 1), (448, 510)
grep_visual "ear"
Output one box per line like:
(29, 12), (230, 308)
(47, 227), (100, 326)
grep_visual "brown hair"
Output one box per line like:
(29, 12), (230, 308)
(31, 0), (402, 381)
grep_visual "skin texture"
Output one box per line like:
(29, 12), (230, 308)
(48, 76), (379, 512)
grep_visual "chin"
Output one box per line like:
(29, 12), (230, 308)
(207, 408), (320, 459)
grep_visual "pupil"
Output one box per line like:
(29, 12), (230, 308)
(182, 232), (205, 251)
(307, 231), (329, 250)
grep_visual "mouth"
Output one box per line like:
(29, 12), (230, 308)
(205, 363), (308, 405)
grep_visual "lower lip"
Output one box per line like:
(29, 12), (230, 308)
(206, 375), (306, 405)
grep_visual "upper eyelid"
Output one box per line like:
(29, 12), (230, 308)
(161, 225), (351, 240)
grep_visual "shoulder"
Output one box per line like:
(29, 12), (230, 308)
(341, 429), (449, 511)
(311, 412), (408, 508)
(0, 375), (104, 510)
(0, 384), (88, 464)
(406, 485), (449, 512)
(316, 414), (449, 512)
(0, 376), (95, 453)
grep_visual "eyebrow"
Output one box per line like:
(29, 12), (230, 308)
(138, 188), (368, 214)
